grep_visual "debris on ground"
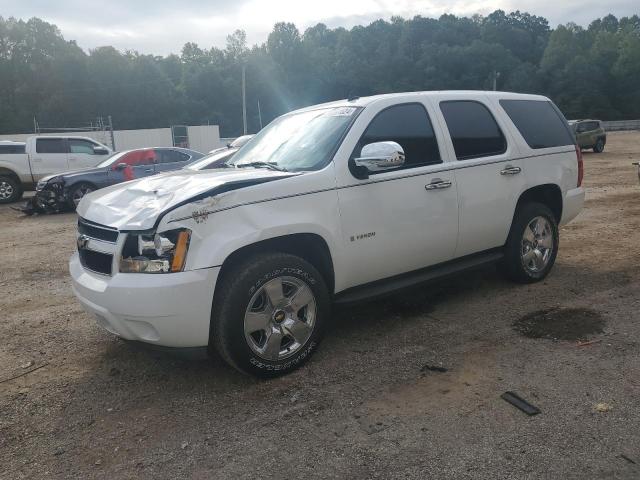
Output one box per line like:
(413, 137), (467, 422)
(420, 364), (448, 373)
(20, 361), (34, 369)
(595, 402), (612, 413)
(501, 391), (541, 416)
(577, 339), (602, 347)
(619, 454), (637, 465)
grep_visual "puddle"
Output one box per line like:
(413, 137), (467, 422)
(513, 307), (605, 341)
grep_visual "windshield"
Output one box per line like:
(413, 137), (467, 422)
(228, 106), (360, 172)
(97, 150), (130, 168)
(186, 149), (237, 171)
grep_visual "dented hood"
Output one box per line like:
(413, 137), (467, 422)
(76, 168), (296, 231)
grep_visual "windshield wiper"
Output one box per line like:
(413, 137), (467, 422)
(234, 161), (288, 172)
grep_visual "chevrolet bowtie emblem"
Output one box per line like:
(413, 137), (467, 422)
(77, 234), (89, 250)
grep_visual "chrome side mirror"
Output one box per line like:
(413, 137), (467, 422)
(354, 141), (405, 173)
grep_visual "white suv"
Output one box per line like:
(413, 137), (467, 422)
(70, 91), (585, 377)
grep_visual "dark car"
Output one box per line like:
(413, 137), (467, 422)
(568, 119), (607, 153)
(23, 147), (203, 214)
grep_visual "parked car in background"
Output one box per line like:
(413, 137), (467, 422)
(22, 147), (203, 214)
(185, 147), (239, 171)
(569, 119), (606, 153)
(71, 91), (584, 377)
(208, 134), (254, 154)
(0, 136), (113, 203)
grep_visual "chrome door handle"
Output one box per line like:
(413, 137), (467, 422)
(500, 166), (521, 175)
(425, 179), (452, 190)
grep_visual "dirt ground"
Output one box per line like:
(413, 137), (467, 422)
(1, 132), (639, 479)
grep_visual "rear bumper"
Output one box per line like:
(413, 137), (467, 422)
(560, 187), (585, 226)
(70, 252), (220, 347)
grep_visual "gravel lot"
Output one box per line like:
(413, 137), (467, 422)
(1, 132), (639, 479)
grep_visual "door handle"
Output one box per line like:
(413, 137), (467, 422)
(68, 157), (77, 161)
(425, 179), (452, 190)
(144, 168), (154, 173)
(500, 165), (521, 175)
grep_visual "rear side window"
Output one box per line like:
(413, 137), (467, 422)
(500, 100), (574, 149)
(0, 144), (25, 154)
(440, 101), (507, 160)
(355, 103), (441, 169)
(36, 138), (67, 154)
(156, 150), (190, 164)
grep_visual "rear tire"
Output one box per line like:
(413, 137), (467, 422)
(0, 176), (23, 204)
(210, 253), (330, 378)
(593, 138), (605, 153)
(502, 202), (559, 284)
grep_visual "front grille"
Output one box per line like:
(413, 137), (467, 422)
(79, 249), (113, 275)
(78, 218), (118, 243)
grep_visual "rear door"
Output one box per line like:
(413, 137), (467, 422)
(30, 138), (69, 178)
(434, 96), (524, 258)
(153, 149), (192, 173)
(68, 138), (110, 168)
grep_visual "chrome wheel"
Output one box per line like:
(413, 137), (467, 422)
(521, 216), (553, 273)
(72, 185), (94, 206)
(0, 180), (14, 200)
(244, 276), (317, 361)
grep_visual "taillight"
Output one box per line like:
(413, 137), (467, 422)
(576, 144), (583, 187)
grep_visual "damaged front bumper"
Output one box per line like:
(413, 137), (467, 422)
(69, 252), (219, 348)
(19, 182), (70, 215)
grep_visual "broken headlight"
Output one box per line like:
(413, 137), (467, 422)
(119, 229), (191, 273)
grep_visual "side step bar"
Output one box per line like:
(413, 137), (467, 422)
(334, 249), (504, 305)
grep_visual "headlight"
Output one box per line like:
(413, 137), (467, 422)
(119, 229), (191, 273)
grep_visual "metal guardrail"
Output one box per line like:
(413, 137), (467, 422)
(602, 120), (640, 131)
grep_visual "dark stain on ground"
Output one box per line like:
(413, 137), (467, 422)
(513, 307), (606, 341)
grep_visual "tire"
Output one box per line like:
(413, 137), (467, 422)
(67, 183), (95, 209)
(502, 202), (559, 284)
(0, 176), (23, 204)
(210, 253), (330, 378)
(593, 138), (605, 153)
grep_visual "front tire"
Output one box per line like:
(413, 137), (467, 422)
(593, 138), (605, 153)
(210, 253), (330, 378)
(502, 202), (559, 284)
(68, 183), (95, 209)
(0, 176), (23, 204)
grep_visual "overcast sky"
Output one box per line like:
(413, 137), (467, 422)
(0, 0), (637, 55)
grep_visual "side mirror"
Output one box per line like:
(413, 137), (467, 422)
(115, 163), (128, 171)
(93, 146), (109, 155)
(354, 141), (405, 175)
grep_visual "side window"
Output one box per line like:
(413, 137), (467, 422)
(500, 100), (574, 149)
(156, 150), (188, 164)
(354, 103), (441, 170)
(0, 144), (25, 154)
(36, 138), (67, 154)
(68, 139), (98, 154)
(440, 101), (507, 160)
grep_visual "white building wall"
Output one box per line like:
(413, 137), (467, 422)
(0, 125), (223, 153)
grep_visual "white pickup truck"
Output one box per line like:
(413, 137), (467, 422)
(70, 91), (584, 377)
(0, 136), (112, 203)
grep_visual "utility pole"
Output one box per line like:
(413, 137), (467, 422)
(108, 115), (116, 150)
(257, 99), (263, 130)
(493, 71), (501, 91)
(242, 64), (247, 135)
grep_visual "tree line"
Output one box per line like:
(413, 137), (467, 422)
(0, 11), (639, 136)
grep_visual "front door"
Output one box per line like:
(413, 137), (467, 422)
(68, 138), (110, 169)
(335, 101), (459, 289)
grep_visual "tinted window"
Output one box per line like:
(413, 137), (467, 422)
(440, 101), (506, 160)
(355, 103), (440, 169)
(69, 139), (98, 154)
(0, 144), (25, 154)
(156, 150), (190, 164)
(36, 138), (67, 154)
(500, 100), (574, 149)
